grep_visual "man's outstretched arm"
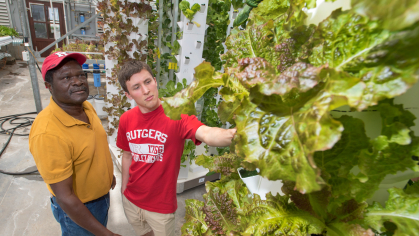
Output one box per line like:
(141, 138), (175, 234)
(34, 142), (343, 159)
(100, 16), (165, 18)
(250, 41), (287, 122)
(195, 125), (236, 147)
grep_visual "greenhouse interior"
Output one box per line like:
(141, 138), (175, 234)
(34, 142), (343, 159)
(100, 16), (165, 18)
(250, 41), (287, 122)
(0, 0), (419, 235)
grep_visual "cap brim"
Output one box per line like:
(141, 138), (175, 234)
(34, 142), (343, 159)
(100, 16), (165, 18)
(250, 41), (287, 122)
(42, 52), (87, 81)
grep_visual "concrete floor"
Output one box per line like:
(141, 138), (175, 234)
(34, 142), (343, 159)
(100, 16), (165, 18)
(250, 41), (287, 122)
(0, 61), (207, 236)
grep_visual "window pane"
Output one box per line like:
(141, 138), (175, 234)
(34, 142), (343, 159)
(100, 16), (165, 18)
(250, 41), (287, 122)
(31, 4), (45, 22)
(48, 7), (59, 22)
(34, 23), (48, 38)
(49, 24), (61, 39)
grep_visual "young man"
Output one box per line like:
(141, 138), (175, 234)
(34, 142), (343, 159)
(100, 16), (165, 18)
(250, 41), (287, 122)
(29, 52), (120, 236)
(116, 60), (236, 236)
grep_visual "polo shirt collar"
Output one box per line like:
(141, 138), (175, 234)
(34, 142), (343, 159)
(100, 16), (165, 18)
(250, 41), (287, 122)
(49, 96), (90, 127)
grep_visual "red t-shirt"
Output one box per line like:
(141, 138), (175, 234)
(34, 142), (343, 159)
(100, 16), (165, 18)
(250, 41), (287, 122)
(116, 105), (204, 213)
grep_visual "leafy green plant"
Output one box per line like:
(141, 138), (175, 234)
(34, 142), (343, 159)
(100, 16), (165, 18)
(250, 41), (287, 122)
(0, 26), (18, 37)
(158, 78), (187, 98)
(179, 1), (201, 22)
(203, 0), (231, 71)
(232, 0), (262, 27)
(97, 0), (154, 137)
(231, 0), (244, 10)
(158, 0), (419, 234)
(51, 40), (105, 60)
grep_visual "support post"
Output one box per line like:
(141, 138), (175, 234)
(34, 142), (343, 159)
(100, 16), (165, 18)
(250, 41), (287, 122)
(17, 0), (43, 113)
(169, 0), (179, 82)
(156, 0), (164, 81)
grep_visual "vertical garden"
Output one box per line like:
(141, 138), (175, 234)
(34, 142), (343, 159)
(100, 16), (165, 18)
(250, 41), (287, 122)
(97, 0), (419, 234)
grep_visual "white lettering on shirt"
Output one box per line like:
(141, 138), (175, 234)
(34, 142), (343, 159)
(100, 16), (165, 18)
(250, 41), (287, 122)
(142, 129), (148, 138)
(149, 129), (155, 139)
(129, 143), (164, 163)
(126, 129), (167, 144)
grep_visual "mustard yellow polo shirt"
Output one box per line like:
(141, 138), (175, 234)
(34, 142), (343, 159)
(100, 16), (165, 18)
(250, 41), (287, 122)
(29, 97), (114, 203)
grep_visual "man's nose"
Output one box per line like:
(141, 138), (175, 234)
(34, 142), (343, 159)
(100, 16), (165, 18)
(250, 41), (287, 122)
(72, 76), (85, 85)
(141, 85), (149, 94)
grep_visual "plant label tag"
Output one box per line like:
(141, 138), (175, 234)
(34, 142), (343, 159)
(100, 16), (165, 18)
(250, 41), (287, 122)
(168, 62), (178, 70)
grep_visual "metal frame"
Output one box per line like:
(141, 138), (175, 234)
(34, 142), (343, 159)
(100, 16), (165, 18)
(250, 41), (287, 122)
(35, 13), (98, 57)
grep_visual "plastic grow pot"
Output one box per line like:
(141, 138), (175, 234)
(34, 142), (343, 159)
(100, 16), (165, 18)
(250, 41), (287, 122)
(238, 167), (261, 196)
(238, 167), (284, 200)
(187, 22), (194, 30)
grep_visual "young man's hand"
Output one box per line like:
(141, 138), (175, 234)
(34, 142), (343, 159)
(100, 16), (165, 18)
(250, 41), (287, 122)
(195, 126), (236, 147)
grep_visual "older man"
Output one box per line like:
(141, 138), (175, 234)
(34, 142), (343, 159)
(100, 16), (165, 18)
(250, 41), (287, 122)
(29, 52), (120, 236)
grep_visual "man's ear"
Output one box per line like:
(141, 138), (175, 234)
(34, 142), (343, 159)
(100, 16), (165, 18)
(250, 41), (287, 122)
(125, 91), (133, 100)
(45, 81), (52, 91)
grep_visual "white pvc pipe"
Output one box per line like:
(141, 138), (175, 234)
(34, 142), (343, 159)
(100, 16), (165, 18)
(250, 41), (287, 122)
(62, 0), (69, 44)
(50, 0), (58, 48)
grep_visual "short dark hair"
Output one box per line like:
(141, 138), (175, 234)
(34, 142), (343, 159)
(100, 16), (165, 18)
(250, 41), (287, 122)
(45, 58), (80, 85)
(118, 60), (154, 93)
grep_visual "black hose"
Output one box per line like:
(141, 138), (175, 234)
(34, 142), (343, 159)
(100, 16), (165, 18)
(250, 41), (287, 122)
(0, 112), (39, 175)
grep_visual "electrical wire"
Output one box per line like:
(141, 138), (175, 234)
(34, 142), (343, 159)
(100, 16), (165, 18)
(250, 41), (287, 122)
(0, 112), (39, 175)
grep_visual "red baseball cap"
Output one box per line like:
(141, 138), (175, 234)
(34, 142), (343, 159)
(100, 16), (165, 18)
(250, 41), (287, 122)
(42, 51), (87, 81)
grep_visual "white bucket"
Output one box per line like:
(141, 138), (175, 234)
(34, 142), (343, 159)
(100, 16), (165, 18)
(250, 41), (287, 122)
(178, 158), (190, 180)
(94, 94), (107, 119)
(86, 95), (95, 107)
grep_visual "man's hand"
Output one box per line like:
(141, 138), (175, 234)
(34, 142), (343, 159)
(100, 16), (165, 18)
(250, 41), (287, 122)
(50, 176), (116, 236)
(111, 175), (116, 190)
(195, 126), (236, 147)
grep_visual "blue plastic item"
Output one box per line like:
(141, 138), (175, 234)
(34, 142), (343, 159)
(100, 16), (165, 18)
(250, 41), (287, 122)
(80, 14), (85, 23)
(93, 64), (100, 69)
(93, 73), (101, 87)
(82, 64), (89, 69)
(81, 28), (86, 35)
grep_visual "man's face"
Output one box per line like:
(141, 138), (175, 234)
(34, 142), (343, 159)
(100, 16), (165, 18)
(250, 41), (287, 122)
(125, 69), (160, 113)
(46, 60), (89, 106)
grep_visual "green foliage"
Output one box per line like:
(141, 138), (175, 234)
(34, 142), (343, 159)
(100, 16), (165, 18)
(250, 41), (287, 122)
(231, 0), (244, 10)
(161, 61), (224, 120)
(179, 1), (201, 22)
(182, 179), (327, 235)
(51, 39), (105, 60)
(0, 26), (18, 37)
(158, 78), (187, 98)
(195, 152), (243, 182)
(181, 140), (197, 165)
(352, 0), (419, 31)
(365, 188), (419, 235)
(97, 0), (154, 136)
(203, 0), (231, 71)
(171, 0), (419, 234)
(200, 87), (223, 127)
